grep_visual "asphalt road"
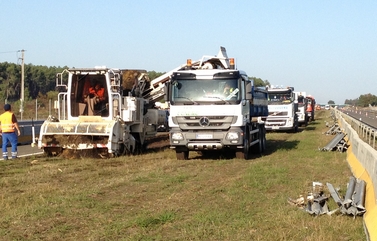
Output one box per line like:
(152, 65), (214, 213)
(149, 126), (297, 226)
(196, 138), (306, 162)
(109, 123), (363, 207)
(341, 108), (377, 128)
(1, 143), (44, 161)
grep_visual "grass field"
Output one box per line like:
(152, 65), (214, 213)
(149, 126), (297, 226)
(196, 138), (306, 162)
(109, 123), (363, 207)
(0, 110), (365, 240)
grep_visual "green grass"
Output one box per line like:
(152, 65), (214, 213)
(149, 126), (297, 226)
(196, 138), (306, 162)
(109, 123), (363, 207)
(0, 110), (365, 240)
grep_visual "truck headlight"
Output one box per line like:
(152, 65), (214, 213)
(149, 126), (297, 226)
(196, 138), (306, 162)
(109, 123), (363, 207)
(226, 132), (239, 140)
(171, 132), (184, 140)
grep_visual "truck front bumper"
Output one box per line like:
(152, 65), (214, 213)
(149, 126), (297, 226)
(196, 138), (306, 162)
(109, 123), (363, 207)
(170, 127), (243, 150)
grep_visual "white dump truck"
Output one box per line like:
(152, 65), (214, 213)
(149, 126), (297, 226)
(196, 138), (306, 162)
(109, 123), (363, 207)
(164, 47), (269, 160)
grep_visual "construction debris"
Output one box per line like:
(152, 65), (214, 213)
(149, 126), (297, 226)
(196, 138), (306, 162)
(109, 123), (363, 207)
(319, 132), (348, 152)
(288, 178), (366, 217)
(320, 111), (348, 152)
(324, 122), (343, 135)
(327, 177), (366, 217)
(304, 182), (330, 215)
(324, 111), (341, 135)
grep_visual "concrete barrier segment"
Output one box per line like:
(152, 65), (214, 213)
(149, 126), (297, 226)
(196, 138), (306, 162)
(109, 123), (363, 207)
(337, 112), (377, 241)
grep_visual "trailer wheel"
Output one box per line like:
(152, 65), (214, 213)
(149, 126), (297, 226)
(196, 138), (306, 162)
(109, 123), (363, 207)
(176, 150), (189, 160)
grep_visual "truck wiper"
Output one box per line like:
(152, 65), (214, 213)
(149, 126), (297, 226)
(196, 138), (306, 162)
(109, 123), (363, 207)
(176, 96), (198, 105)
(204, 96), (229, 104)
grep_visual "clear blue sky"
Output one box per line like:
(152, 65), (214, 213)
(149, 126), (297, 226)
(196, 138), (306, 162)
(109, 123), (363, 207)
(1, 0), (376, 105)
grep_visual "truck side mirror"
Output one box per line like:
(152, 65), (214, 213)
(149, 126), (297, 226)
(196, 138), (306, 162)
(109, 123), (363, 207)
(164, 84), (169, 101)
(245, 82), (252, 99)
(294, 102), (299, 112)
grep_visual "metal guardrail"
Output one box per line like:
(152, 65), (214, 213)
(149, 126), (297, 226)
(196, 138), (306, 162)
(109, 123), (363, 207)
(327, 178), (366, 216)
(320, 112), (348, 152)
(340, 111), (377, 149)
(320, 133), (347, 152)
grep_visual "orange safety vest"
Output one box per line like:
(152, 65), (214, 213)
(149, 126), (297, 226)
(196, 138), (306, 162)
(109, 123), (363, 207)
(89, 87), (105, 100)
(0, 111), (15, 133)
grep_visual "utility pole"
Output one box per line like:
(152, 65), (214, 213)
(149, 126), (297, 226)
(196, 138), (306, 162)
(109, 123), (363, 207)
(19, 49), (25, 120)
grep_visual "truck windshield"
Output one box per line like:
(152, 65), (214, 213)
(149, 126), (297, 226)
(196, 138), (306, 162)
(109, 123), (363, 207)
(170, 78), (240, 105)
(268, 92), (292, 105)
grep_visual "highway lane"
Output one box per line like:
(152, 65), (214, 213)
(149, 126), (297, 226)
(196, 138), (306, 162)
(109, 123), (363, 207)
(341, 108), (377, 128)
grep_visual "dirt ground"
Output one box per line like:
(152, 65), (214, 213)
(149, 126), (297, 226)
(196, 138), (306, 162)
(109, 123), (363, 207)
(57, 132), (170, 159)
(146, 132), (170, 150)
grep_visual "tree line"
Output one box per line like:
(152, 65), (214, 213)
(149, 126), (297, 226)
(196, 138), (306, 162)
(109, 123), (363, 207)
(0, 62), (270, 104)
(344, 94), (377, 107)
(5, 62), (374, 108)
(0, 62), (66, 103)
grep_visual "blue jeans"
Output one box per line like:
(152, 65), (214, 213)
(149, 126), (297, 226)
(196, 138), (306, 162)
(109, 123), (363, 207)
(2, 132), (18, 159)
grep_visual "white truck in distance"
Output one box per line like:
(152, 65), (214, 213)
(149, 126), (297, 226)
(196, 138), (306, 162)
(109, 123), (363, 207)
(165, 47), (269, 160)
(265, 85), (298, 132)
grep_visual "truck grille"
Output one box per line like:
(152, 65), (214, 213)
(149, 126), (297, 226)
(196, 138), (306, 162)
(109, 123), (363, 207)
(175, 116), (235, 130)
(266, 119), (287, 126)
(268, 111), (288, 116)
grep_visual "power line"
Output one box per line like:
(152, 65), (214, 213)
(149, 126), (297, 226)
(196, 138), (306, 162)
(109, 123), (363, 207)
(0, 50), (18, 54)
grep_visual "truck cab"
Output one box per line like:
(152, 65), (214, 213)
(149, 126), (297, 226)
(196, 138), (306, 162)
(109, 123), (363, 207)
(165, 47), (268, 160)
(265, 86), (298, 132)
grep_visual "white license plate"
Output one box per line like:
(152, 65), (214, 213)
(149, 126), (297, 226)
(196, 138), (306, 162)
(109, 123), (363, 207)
(196, 133), (213, 139)
(272, 126), (279, 130)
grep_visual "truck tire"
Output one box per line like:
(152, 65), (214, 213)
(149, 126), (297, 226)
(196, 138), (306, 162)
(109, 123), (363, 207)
(236, 127), (250, 160)
(251, 129), (262, 155)
(260, 126), (266, 153)
(293, 121), (299, 133)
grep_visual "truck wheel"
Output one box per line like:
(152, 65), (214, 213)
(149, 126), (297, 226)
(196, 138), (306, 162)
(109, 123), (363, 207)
(293, 122), (299, 133)
(176, 150), (189, 160)
(236, 128), (250, 160)
(251, 134), (262, 154)
(260, 127), (266, 152)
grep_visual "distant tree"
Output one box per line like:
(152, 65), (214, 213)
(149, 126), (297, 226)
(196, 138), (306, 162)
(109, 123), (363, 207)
(328, 100), (335, 105)
(148, 71), (165, 81)
(344, 98), (357, 106)
(357, 93), (377, 107)
(250, 77), (270, 87)
(0, 62), (65, 103)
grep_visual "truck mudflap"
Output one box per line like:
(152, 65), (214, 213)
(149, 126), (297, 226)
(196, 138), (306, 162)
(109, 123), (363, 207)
(38, 116), (117, 150)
